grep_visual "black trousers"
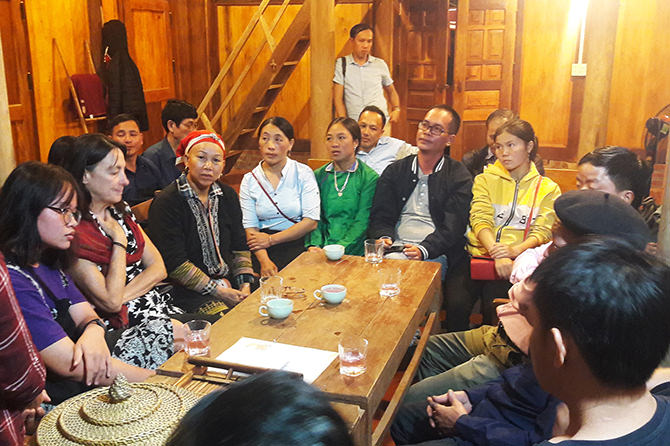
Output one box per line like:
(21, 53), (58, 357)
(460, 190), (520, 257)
(443, 259), (512, 332)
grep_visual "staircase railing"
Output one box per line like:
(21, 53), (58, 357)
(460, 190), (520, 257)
(196, 0), (295, 133)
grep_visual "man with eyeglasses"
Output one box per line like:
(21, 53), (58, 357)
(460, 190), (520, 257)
(142, 99), (198, 189)
(368, 105), (472, 279)
(356, 105), (417, 175)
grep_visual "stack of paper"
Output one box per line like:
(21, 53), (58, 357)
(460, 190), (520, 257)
(217, 337), (338, 384)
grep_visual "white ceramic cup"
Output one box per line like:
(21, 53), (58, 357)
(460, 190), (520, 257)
(323, 244), (345, 261)
(313, 284), (347, 304)
(259, 297), (293, 319)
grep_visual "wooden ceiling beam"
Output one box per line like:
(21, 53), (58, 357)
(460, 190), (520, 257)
(214, 0), (372, 5)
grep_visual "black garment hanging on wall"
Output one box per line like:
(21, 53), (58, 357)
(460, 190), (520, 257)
(101, 20), (149, 131)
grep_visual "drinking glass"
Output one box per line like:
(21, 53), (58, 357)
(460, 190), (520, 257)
(338, 333), (368, 377)
(260, 275), (284, 304)
(379, 268), (401, 298)
(184, 320), (211, 357)
(364, 239), (384, 264)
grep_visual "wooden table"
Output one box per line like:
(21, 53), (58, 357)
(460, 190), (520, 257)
(156, 251), (441, 446)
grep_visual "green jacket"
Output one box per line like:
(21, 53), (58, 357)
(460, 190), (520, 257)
(306, 160), (379, 255)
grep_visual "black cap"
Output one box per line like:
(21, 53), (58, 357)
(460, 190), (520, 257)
(554, 190), (651, 250)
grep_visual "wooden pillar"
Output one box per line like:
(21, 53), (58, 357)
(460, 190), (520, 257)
(374, 0), (394, 67)
(309, 0), (334, 158)
(0, 32), (16, 183)
(658, 154), (670, 261)
(576, 0), (620, 160)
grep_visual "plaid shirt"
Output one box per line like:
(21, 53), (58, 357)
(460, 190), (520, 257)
(0, 253), (46, 445)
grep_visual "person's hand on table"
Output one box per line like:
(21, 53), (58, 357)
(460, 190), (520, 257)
(307, 246), (323, 253)
(216, 285), (248, 308)
(247, 231), (273, 251)
(488, 243), (517, 259)
(427, 390), (472, 435)
(259, 259), (278, 277)
(494, 258), (514, 279)
(240, 282), (251, 295)
(73, 322), (112, 386)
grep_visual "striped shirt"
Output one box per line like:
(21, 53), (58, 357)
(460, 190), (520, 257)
(0, 252), (46, 446)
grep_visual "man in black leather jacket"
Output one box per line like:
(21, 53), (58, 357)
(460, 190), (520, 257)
(369, 105), (472, 276)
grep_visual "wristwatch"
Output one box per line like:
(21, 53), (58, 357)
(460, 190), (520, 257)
(80, 318), (106, 334)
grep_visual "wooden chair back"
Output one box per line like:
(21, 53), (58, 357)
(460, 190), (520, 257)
(130, 198), (153, 223)
(544, 168), (577, 192)
(308, 158), (330, 171)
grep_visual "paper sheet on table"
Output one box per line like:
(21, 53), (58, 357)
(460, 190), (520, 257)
(216, 337), (338, 384)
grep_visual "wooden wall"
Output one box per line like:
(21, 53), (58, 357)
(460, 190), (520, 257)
(518, 0), (580, 154)
(215, 3), (370, 141)
(606, 0), (670, 150)
(101, 0), (120, 20)
(25, 0), (92, 160)
(11, 0), (670, 166)
(19, 0), (215, 159)
(517, 0), (670, 163)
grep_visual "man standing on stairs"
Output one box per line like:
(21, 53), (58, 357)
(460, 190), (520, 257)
(333, 23), (401, 125)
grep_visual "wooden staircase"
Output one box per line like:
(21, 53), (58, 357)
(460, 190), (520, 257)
(197, 0), (311, 151)
(224, 4), (310, 148)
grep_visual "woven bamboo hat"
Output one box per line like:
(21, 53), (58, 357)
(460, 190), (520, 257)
(36, 375), (199, 446)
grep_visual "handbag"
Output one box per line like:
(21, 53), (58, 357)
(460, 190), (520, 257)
(470, 176), (543, 280)
(470, 256), (499, 280)
(250, 171), (299, 224)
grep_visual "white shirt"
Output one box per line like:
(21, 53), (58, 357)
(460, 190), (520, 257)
(395, 169), (435, 249)
(356, 136), (417, 175)
(239, 158), (320, 231)
(333, 54), (394, 120)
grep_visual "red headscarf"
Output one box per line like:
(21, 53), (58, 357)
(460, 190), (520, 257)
(175, 130), (226, 169)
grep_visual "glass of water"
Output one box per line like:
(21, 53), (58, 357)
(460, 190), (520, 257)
(379, 268), (401, 298)
(184, 320), (211, 357)
(364, 239), (384, 264)
(338, 333), (368, 377)
(260, 275), (284, 304)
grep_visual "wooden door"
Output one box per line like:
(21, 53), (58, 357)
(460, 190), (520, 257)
(452, 0), (517, 160)
(393, 0), (450, 144)
(122, 0), (175, 146)
(0, 0), (39, 163)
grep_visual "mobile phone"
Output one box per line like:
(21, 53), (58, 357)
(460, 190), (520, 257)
(385, 244), (405, 254)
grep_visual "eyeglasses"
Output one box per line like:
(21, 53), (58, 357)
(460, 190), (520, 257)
(418, 120), (447, 137)
(47, 206), (82, 225)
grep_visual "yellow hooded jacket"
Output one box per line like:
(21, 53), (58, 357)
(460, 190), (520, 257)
(467, 160), (561, 256)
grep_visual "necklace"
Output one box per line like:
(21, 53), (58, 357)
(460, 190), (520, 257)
(333, 169), (352, 197)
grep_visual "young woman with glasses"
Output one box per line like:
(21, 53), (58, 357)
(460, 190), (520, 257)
(0, 162), (154, 405)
